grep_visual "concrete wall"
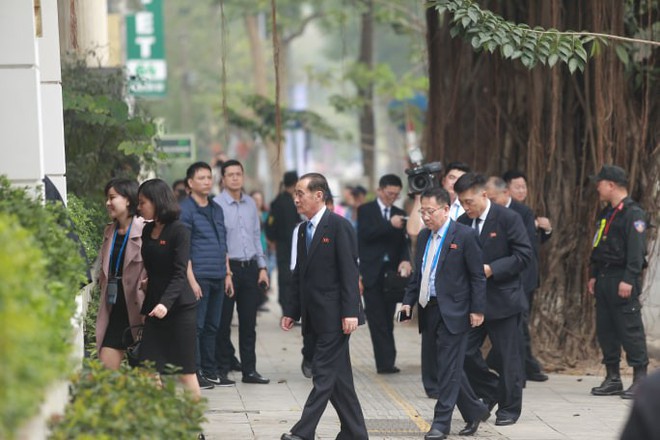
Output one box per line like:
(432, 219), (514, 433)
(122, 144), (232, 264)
(0, 0), (67, 198)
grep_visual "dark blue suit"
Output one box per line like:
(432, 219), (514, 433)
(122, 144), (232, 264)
(457, 202), (533, 421)
(403, 220), (488, 434)
(285, 209), (368, 440)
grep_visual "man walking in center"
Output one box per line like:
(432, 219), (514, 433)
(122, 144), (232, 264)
(214, 159), (271, 385)
(281, 172), (368, 440)
(179, 161), (231, 390)
(455, 172), (533, 426)
(401, 187), (489, 440)
(358, 174), (411, 374)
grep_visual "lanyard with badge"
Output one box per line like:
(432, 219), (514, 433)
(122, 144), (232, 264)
(107, 222), (132, 304)
(421, 227), (448, 286)
(592, 202), (623, 248)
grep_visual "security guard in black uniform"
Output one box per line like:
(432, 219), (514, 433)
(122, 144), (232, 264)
(588, 165), (648, 399)
(265, 171), (300, 314)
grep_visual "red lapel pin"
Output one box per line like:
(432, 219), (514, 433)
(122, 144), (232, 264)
(450, 243), (458, 249)
(322, 237), (330, 244)
(489, 232), (497, 238)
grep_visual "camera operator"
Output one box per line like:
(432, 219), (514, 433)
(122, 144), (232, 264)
(407, 162), (471, 252)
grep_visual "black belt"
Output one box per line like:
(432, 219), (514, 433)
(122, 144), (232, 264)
(229, 259), (257, 268)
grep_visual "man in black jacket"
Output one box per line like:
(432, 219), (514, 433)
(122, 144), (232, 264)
(266, 171), (300, 314)
(357, 174), (412, 374)
(486, 176), (548, 382)
(281, 173), (368, 440)
(455, 173), (533, 426)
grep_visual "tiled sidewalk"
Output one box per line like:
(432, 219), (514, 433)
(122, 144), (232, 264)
(202, 295), (632, 440)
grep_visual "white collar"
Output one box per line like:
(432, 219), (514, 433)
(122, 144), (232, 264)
(478, 199), (491, 224)
(309, 206), (327, 229)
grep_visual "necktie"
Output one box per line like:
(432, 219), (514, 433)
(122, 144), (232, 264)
(305, 221), (314, 252)
(474, 217), (482, 232)
(419, 232), (439, 308)
(453, 204), (459, 220)
(383, 207), (390, 220)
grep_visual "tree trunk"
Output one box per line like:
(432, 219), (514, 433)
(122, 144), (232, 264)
(425, 0), (659, 364)
(357, 0), (376, 189)
(244, 14), (283, 186)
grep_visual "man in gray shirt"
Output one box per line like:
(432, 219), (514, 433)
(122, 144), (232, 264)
(214, 159), (271, 384)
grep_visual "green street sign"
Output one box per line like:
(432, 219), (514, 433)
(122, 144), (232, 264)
(157, 135), (194, 159)
(126, 0), (167, 98)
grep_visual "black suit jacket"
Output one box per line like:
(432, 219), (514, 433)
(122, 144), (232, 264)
(285, 209), (365, 335)
(403, 221), (487, 335)
(457, 203), (533, 320)
(509, 200), (539, 294)
(357, 200), (410, 288)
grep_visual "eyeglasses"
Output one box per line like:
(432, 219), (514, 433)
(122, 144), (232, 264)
(418, 207), (443, 216)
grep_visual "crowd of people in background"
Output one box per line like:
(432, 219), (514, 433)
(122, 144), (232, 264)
(94, 158), (650, 440)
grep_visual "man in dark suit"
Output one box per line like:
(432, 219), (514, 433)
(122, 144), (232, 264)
(358, 174), (411, 374)
(280, 173), (368, 440)
(454, 173), (533, 426)
(401, 187), (489, 440)
(486, 176), (548, 382)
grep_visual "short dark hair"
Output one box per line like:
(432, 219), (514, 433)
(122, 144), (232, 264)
(138, 179), (180, 224)
(172, 179), (187, 190)
(186, 162), (212, 181)
(300, 172), (331, 200)
(454, 172), (487, 195)
(444, 161), (471, 177)
(420, 187), (451, 206)
(351, 185), (367, 198)
(221, 159), (244, 176)
(378, 174), (403, 188)
(104, 178), (139, 216)
(502, 169), (527, 184)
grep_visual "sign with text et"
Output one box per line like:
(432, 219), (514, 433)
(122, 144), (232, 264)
(156, 135), (195, 160)
(126, 0), (166, 98)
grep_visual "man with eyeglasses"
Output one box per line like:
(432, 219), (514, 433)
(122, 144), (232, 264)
(454, 172), (533, 426)
(357, 174), (412, 374)
(400, 187), (488, 440)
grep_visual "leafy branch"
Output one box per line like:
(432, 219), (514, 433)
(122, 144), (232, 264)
(429, 0), (660, 73)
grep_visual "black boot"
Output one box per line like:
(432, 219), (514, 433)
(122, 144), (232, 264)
(621, 365), (647, 400)
(591, 364), (623, 396)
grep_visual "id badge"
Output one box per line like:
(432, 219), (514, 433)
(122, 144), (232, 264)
(107, 278), (118, 304)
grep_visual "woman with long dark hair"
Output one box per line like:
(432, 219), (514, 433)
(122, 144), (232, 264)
(96, 178), (146, 369)
(137, 178), (200, 398)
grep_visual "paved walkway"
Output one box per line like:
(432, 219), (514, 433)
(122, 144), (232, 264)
(202, 293), (633, 440)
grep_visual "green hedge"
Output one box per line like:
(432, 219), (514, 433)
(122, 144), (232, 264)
(49, 360), (207, 439)
(67, 193), (106, 264)
(0, 178), (86, 439)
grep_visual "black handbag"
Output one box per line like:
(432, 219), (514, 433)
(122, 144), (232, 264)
(122, 325), (144, 367)
(382, 270), (409, 303)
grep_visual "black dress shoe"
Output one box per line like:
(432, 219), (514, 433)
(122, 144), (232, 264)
(281, 433), (304, 440)
(230, 357), (242, 372)
(495, 417), (516, 426)
(527, 372), (549, 382)
(301, 358), (313, 378)
(242, 372), (270, 384)
(424, 428), (447, 440)
(377, 366), (401, 374)
(459, 409), (490, 436)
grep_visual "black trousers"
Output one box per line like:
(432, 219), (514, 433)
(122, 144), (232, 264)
(215, 260), (261, 376)
(291, 330), (368, 440)
(595, 271), (648, 367)
(276, 246), (293, 312)
(464, 314), (524, 420)
(424, 303), (487, 433)
(363, 269), (398, 371)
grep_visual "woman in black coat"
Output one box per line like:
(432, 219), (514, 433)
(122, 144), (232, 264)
(137, 179), (200, 398)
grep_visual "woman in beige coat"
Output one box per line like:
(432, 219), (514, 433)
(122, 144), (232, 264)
(96, 178), (146, 369)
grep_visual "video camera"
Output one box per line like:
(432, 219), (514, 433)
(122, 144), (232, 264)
(405, 161), (442, 194)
